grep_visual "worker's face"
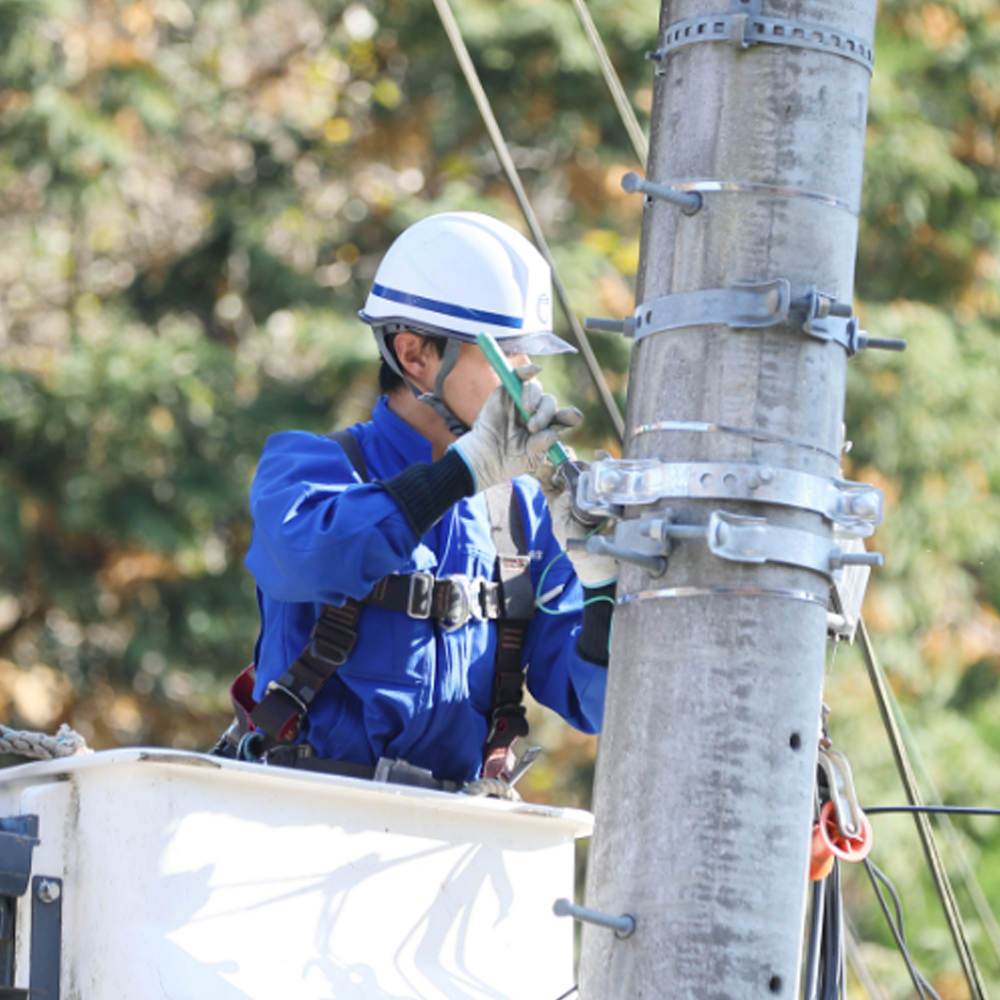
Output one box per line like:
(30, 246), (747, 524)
(395, 333), (528, 431)
(439, 343), (529, 429)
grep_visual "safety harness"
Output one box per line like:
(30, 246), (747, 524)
(220, 430), (534, 780)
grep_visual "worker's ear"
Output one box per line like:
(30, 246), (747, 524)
(393, 332), (439, 388)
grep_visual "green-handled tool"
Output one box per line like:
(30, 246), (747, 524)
(476, 332), (606, 527)
(475, 332), (570, 466)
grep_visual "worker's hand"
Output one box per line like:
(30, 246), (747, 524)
(449, 364), (582, 492)
(539, 460), (618, 588)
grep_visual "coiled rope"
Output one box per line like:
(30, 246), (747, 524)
(0, 723), (91, 760)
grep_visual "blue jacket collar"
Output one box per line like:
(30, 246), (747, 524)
(372, 395), (435, 467)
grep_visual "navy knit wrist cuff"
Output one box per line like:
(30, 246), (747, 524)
(379, 449), (476, 538)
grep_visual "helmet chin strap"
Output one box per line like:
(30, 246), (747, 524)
(416, 338), (467, 435)
(375, 329), (469, 436)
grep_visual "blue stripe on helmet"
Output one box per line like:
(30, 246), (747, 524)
(371, 283), (524, 330)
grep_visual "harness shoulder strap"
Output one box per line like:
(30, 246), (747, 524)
(249, 429), (369, 748)
(327, 428), (369, 482)
(482, 482), (533, 768)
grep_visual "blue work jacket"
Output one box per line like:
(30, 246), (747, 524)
(245, 396), (607, 784)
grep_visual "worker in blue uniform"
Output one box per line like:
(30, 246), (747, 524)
(239, 212), (616, 793)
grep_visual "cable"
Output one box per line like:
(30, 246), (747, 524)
(432, 0), (625, 442)
(864, 859), (943, 1000)
(857, 618), (989, 1000)
(821, 864), (844, 1000)
(863, 696), (1000, 966)
(553, 987), (578, 1000)
(865, 805), (1000, 818)
(567, 0), (648, 165)
(535, 518), (615, 616)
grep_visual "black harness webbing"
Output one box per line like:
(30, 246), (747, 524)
(483, 483), (534, 758)
(247, 429), (534, 761)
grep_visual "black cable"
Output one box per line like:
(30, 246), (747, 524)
(820, 863), (843, 1000)
(553, 987), (578, 1000)
(804, 878), (826, 1000)
(864, 859), (944, 1000)
(865, 805), (1000, 818)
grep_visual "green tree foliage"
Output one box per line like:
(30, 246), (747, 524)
(3, 0), (1000, 995)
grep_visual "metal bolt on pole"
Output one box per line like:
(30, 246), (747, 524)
(578, 1), (878, 999)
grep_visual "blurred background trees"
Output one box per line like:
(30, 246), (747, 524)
(2, 0), (1000, 996)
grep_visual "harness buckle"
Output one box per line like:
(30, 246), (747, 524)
(440, 575), (491, 631)
(407, 571), (434, 619)
(441, 574), (472, 631)
(264, 680), (310, 717)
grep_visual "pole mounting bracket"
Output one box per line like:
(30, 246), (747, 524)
(579, 513), (882, 581)
(578, 459), (884, 536)
(631, 282), (905, 355)
(649, 12), (874, 74)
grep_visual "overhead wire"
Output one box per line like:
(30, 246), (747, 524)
(567, 0), (648, 165)
(861, 685), (1000, 967)
(431, 0), (625, 442)
(857, 618), (989, 1000)
(866, 805), (1000, 818)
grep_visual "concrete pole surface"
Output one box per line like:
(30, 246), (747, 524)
(578, 2), (877, 999)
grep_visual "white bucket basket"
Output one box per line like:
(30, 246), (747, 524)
(0, 749), (593, 1000)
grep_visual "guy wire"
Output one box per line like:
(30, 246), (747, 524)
(432, 0), (625, 442)
(568, 0), (648, 165)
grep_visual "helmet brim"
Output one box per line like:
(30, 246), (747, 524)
(359, 312), (577, 356)
(493, 331), (577, 356)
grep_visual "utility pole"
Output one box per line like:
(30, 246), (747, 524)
(576, 2), (880, 998)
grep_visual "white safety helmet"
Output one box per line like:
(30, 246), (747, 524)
(360, 211), (575, 431)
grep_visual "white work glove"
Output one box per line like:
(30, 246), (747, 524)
(450, 364), (582, 492)
(539, 460), (618, 588)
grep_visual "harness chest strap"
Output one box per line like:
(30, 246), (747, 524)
(248, 430), (534, 757)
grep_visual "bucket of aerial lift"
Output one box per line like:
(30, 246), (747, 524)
(0, 748), (592, 999)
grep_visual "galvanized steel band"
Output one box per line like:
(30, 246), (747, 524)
(632, 420), (840, 461)
(653, 13), (875, 74)
(618, 585), (829, 607)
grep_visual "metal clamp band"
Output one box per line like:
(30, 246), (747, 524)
(672, 179), (858, 216)
(632, 281), (858, 351)
(580, 460), (883, 536)
(602, 512), (882, 580)
(633, 279), (789, 337)
(631, 420), (840, 460)
(618, 585), (828, 608)
(651, 13), (874, 73)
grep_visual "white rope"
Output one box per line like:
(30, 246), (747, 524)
(0, 723), (91, 760)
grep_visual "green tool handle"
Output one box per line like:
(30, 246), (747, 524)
(476, 333), (570, 466)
